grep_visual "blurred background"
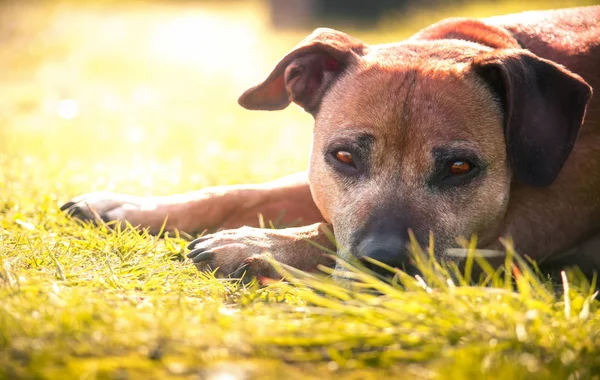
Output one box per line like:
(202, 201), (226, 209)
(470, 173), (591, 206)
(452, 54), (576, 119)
(0, 0), (596, 203)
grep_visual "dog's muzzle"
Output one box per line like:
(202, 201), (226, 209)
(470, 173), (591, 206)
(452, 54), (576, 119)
(357, 233), (412, 274)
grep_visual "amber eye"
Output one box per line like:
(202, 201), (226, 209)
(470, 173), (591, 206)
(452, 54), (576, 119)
(450, 161), (471, 175)
(335, 150), (354, 166)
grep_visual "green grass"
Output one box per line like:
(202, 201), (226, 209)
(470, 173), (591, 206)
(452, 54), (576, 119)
(1, 0), (599, 378)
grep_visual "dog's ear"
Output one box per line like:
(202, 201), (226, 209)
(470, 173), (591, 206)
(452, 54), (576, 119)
(238, 28), (366, 114)
(473, 50), (592, 187)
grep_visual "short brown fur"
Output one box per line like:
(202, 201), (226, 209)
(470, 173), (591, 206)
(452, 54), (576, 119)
(63, 6), (600, 278)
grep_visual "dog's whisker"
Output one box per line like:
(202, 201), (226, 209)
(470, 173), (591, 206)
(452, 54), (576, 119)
(444, 249), (506, 258)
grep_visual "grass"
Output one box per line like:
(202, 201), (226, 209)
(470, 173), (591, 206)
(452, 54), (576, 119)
(1, 0), (599, 378)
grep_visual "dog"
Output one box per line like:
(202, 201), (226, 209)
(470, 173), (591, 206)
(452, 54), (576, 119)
(62, 6), (600, 280)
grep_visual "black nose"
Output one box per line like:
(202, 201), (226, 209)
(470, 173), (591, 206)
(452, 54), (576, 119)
(357, 234), (410, 273)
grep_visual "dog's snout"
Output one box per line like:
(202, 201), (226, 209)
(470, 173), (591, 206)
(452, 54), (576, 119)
(357, 234), (409, 271)
(351, 210), (416, 273)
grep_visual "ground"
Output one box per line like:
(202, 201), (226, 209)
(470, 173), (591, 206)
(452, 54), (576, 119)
(1, 0), (599, 379)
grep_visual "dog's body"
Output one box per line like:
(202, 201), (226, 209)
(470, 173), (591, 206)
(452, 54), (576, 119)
(63, 6), (600, 278)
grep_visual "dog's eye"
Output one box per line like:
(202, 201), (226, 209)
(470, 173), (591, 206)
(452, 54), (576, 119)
(334, 150), (355, 166)
(429, 149), (483, 190)
(450, 160), (472, 175)
(326, 144), (368, 177)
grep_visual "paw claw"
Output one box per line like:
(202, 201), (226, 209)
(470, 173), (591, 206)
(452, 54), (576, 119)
(187, 235), (212, 250)
(65, 203), (91, 220)
(190, 250), (214, 264)
(60, 201), (77, 212)
(230, 262), (251, 280)
(63, 202), (105, 225)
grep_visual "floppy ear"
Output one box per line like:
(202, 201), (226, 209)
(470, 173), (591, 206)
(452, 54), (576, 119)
(473, 50), (592, 187)
(238, 28), (366, 115)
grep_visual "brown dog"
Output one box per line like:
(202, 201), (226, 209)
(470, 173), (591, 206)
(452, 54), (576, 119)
(62, 6), (600, 279)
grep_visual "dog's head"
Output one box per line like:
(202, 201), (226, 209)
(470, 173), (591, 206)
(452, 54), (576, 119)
(239, 28), (592, 270)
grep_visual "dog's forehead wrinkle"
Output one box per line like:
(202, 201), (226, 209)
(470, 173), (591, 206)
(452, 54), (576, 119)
(399, 71), (418, 130)
(318, 66), (420, 134)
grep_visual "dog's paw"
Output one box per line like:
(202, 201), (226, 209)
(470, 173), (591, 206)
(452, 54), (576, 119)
(61, 192), (169, 234)
(186, 227), (296, 281)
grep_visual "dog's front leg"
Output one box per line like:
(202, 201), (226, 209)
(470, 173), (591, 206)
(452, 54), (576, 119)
(61, 172), (323, 234)
(187, 222), (336, 280)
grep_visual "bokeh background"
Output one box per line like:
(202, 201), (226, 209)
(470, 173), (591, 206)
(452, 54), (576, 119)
(0, 0), (596, 205)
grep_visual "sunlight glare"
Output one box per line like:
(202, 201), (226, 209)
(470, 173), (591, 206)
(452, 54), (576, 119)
(149, 13), (260, 75)
(208, 372), (239, 380)
(56, 99), (79, 120)
(131, 85), (155, 106)
(206, 141), (223, 156)
(125, 126), (145, 143)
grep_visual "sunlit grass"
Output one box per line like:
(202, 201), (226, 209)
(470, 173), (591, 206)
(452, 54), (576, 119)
(1, 0), (599, 378)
